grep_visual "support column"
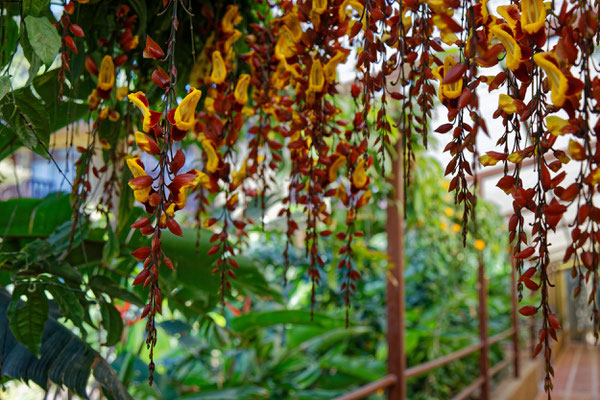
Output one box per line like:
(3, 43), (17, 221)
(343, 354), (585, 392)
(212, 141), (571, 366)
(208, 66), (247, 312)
(386, 139), (406, 400)
(478, 257), (490, 400)
(510, 256), (520, 378)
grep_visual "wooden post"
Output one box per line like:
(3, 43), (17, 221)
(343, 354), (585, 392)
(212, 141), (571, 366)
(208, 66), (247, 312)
(386, 138), (406, 400)
(478, 257), (489, 400)
(510, 257), (520, 378)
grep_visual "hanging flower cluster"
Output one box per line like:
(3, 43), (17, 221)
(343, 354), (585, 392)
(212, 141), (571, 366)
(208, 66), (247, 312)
(49, 0), (600, 393)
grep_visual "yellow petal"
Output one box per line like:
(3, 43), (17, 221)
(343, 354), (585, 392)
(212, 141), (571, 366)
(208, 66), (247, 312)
(520, 0), (546, 35)
(498, 94), (517, 114)
(479, 154), (499, 166)
(309, 59), (325, 92)
(312, 0), (327, 14)
(352, 158), (367, 188)
(202, 140), (219, 173)
(325, 51), (347, 83)
(234, 74), (250, 105)
(175, 88), (202, 131)
(329, 155), (346, 181)
(275, 26), (296, 60)
(546, 116), (569, 136)
(222, 5), (242, 34)
(491, 25), (522, 71)
(126, 155), (146, 178)
(533, 53), (568, 107)
(98, 55), (115, 91)
(474, 239), (486, 250)
(210, 51), (227, 84)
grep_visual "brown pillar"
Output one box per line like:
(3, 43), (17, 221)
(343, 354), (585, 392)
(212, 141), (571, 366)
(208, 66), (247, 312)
(386, 139), (406, 400)
(510, 256), (520, 378)
(478, 257), (490, 400)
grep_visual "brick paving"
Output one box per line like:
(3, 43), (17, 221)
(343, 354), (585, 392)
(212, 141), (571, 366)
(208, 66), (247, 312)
(536, 343), (599, 400)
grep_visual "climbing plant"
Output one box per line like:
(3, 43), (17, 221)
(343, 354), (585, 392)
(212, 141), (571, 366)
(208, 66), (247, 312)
(1, 0), (599, 396)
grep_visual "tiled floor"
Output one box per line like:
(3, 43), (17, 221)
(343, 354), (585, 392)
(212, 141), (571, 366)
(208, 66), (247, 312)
(536, 343), (599, 400)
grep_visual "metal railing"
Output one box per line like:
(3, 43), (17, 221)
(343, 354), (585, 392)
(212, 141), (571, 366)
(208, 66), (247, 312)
(333, 256), (523, 400)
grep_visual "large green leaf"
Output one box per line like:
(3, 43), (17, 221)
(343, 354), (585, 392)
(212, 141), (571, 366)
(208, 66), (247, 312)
(7, 284), (49, 356)
(24, 16), (60, 66)
(0, 76), (10, 101)
(181, 386), (269, 399)
(0, 194), (71, 238)
(22, 0), (50, 16)
(91, 275), (144, 307)
(0, 290), (132, 399)
(231, 310), (345, 332)
(0, 14), (18, 69)
(99, 301), (124, 346)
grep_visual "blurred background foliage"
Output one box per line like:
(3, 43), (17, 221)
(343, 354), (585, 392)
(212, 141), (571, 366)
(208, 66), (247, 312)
(0, 0), (518, 398)
(0, 151), (516, 399)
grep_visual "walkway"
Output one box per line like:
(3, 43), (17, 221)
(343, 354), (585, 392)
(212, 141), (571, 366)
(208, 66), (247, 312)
(536, 343), (600, 400)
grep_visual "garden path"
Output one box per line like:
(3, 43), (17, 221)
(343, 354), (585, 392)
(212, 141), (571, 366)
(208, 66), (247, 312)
(535, 343), (600, 400)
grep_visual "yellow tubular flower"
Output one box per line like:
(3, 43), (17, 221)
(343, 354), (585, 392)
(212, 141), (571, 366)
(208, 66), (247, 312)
(312, 0), (327, 14)
(352, 158), (367, 188)
(325, 51), (347, 83)
(432, 56), (463, 101)
(309, 59), (325, 92)
(210, 51), (227, 84)
(127, 92), (162, 133)
(339, 0), (363, 21)
(275, 26), (296, 60)
(174, 88), (202, 131)
(497, 5), (519, 30)
(98, 55), (115, 91)
(234, 74), (250, 105)
(329, 155), (346, 181)
(283, 10), (303, 42)
(490, 25), (522, 71)
(498, 94), (517, 114)
(521, 0), (546, 35)
(222, 5), (242, 34)
(202, 140), (219, 172)
(533, 53), (568, 107)
(126, 156), (151, 203)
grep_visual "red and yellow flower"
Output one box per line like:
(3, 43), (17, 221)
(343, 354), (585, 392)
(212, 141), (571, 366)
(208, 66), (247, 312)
(128, 92), (162, 133)
(126, 156), (152, 203)
(533, 52), (568, 107)
(432, 56), (463, 101)
(520, 0), (546, 35)
(173, 88), (202, 132)
(97, 55), (115, 96)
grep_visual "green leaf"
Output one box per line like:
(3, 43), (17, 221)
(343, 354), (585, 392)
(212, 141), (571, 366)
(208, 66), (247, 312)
(7, 285), (49, 356)
(0, 290), (132, 399)
(46, 285), (85, 330)
(0, 195), (71, 238)
(99, 301), (124, 346)
(231, 310), (345, 332)
(24, 16), (61, 66)
(90, 276), (144, 307)
(23, 0), (50, 16)
(0, 15), (18, 69)
(0, 77), (10, 102)
(181, 386), (269, 400)
(102, 227), (119, 262)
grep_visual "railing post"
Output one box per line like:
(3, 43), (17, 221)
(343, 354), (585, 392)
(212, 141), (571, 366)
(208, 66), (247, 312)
(510, 256), (520, 377)
(386, 137), (405, 400)
(478, 257), (489, 400)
